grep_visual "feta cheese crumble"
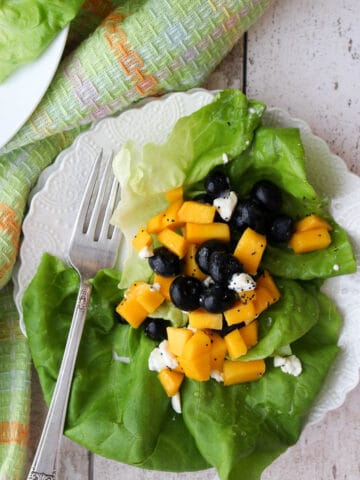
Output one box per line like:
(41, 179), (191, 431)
(210, 370), (224, 382)
(213, 191), (237, 221)
(333, 264), (340, 271)
(148, 340), (178, 372)
(273, 354), (302, 377)
(112, 351), (131, 364)
(171, 392), (182, 414)
(138, 245), (154, 259)
(228, 272), (256, 292)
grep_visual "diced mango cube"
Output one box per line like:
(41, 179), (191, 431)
(223, 359), (266, 386)
(224, 329), (248, 359)
(253, 286), (274, 317)
(157, 228), (188, 258)
(233, 227), (267, 275)
(181, 330), (212, 359)
(158, 368), (184, 397)
(166, 327), (193, 357)
(289, 228), (331, 253)
(188, 309), (223, 330)
(153, 274), (174, 301)
(161, 199), (184, 229)
(224, 299), (256, 326)
(116, 296), (148, 328)
(136, 285), (165, 313)
(177, 201), (216, 224)
(208, 332), (227, 371)
(183, 244), (207, 280)
(256, 271), (280, 303)
(178, 353), (211, 382)
(239, 320), (258, 348)
(147, 212), (166, 234)
(295, 214), (332, 232)
(185, 222), (230, 244)
(132, 226), (153, 252)
(166, 186), (183, 203)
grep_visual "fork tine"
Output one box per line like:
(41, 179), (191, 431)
(73, 149), (103, 234)
(86, 150), (114, 240)
(100, 175), (121, 240)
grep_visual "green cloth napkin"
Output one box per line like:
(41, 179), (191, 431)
(0, 1), (271, 478)
(0, 282), (31, 480)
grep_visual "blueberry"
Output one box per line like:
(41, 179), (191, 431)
(170, 275), (203, 311)
(199, 284), (237, 313)
(195, 240), (229, 275)
(208, 252), (243, 284)
(144, 318), (170, 341)
(268, 214), (294, 243)
(148, 247), (181, 276)
(231, 198), (268, 234)
(251, 180), (282, 212)
(204, 170), (231, 198)
(192, 193), (213, 204)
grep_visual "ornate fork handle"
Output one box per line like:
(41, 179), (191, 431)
(27, 280), (92, 479)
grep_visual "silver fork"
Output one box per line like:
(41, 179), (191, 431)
(27, 150), (122, 480)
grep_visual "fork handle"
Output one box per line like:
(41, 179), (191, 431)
(27, 280), (92, 480)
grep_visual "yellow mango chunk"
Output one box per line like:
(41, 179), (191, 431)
(181, 330), (212, 359)
(289, 228), (331, 253)
(233, 227), (267, 275)
(153, 274), (174, 301)
(166, 186), (183, 203)
(178, 331), (212, 381)
(253, 286), (274, 317)
(239, 321), (258, 348)
(178, 354), (211, 382)
(185, 222), (230, 244)
(132, 226), (153, 252)
(208, 332), (227, 371)
(116, 296), (148, 328)
(136, 285), (165, 313)
(147, 212), (165, 234)
(161, 199), (184, 229)
(256, 271), (280, 303)
(124, 281), (148, 299)
(223, 359), (266, 385)
(183, 244), (207, 281)
(177, 201), (216, 224)
(224, 329), (248, 359)
(157, 228), (188, 258)
(166, 327), (193, 357)
(295, 214), (332, 232)
(224, 299), (256, 326)
(158, 368), (184, 397)
(188, 309), (223, 330)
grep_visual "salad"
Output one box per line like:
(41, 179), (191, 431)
(23, 90), (357, 480)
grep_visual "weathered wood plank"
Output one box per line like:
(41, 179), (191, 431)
(246, 0), (360, 174)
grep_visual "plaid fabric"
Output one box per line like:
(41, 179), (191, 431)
(0, 0), (271, 477)
(0, 283), (31, 480)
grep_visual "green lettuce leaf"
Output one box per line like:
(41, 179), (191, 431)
(112, 89), (265, 286)
(222, 126), (356, 279)
(23, 253), (342, 480)
(0, 0), (84, 82)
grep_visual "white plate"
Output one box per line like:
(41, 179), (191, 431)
(0, 26), (68, 149)
(13, 89), (360, 431)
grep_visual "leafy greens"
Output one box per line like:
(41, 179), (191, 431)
(23, 89), (356, 480)
(0, 0), (84, 82)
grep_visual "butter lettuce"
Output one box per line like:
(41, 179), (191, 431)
(0, 0), (84, 82)
(23, 253), (341, 479)
(22, 90), (356, 480)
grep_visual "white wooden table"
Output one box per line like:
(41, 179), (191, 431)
(27, 0), (360, 478)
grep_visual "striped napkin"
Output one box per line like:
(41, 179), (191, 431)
(0, 1), (271, 478)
